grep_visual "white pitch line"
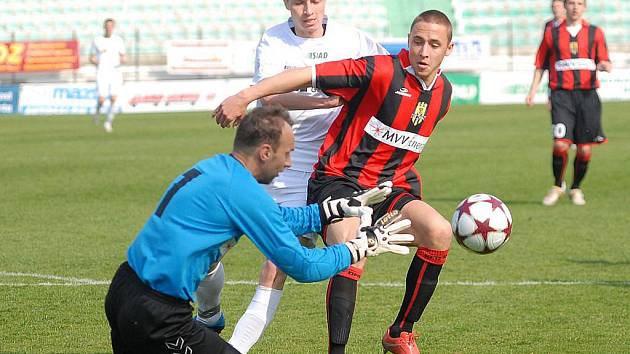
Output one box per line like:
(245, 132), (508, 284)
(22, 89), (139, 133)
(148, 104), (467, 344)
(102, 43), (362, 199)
(0, 271), (109, 285)
(1, 272), (628, 287)
(0, 283), (107, 287)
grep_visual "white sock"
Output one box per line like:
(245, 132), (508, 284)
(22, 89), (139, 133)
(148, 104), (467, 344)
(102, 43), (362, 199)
(195, 262), (225, 323)
(229, 285), (283, 354)
(106, 103), (115, 123)
(93, 103), (102, 121)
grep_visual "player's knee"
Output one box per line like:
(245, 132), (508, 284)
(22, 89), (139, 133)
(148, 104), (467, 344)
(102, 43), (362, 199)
(418, 217), (452, 249)
(577, 144), (592, 158)
(259, 260), (278, 286)
(553, 141), (570, 154)
(435, 218), (454, 245)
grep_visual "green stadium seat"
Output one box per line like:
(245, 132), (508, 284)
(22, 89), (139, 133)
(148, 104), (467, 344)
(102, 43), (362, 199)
(3, 0), (628, 59)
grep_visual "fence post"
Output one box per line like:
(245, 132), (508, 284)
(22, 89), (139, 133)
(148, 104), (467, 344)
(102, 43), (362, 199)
(508, 20), (514, 72)
(72, 30), (78, 83)
(134, 28), (140, 81)
(11, 32), (16, 84)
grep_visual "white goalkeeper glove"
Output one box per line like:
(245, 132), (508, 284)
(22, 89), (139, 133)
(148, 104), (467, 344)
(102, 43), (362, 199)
(319, 181), (393, 225)
(344, 210), (414, 264)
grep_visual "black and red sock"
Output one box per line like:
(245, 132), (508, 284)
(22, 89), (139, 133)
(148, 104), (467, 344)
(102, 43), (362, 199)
(552, 146), (569, 187)
(571, 147), (591, 189)
(327, 266), (362, 354)
(389, 247), (448, 337)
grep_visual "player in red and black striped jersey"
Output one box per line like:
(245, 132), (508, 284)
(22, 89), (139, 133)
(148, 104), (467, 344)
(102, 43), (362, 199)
(215, 10), (455, 354)
(310, 46), (451, 198)
(545, 0), (566, 35)
(540, 0), (566, 111)
(541, 0), (566, 72)
(526, 0), (611, 206)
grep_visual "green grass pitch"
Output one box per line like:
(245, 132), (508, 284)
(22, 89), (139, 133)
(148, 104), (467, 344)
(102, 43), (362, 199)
(1, 102), (629, 353)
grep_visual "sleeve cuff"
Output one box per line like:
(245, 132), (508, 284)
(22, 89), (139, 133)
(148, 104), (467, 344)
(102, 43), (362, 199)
(317, 202), (328, 226)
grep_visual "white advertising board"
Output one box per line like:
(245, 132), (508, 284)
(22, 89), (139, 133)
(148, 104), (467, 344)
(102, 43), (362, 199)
(166, 40), (257, 76)
(117, 78), (252, 113)
(19, 83), (102, 115)
(479, 71), (548, 105)
(597, 70), (630, 101)
(479, 70), (630, 104)
(19, 79), (254, 115)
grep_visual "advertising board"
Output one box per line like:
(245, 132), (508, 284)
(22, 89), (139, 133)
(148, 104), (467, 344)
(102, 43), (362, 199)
(0, 85), (20, 114)
(0, 40), (80, 73)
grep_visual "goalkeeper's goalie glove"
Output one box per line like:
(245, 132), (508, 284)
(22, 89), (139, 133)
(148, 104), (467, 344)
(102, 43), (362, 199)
(319, 181), (393, 225)
(344, 209), (414, 264)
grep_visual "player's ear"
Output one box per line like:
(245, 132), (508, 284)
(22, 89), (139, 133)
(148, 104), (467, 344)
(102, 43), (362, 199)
(283, 0), (290, 11)
(445, 41), (454, 56)
(258, 143), (273, 162)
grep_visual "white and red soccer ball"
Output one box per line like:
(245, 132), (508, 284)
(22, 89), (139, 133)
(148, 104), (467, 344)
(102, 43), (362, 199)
(451, 194), (513, 254)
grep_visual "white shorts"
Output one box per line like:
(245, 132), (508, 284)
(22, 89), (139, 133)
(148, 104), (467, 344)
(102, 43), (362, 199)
(96, 71), (123, 98)
(264, 169), (310, 207)
(264, 169), (318, 245)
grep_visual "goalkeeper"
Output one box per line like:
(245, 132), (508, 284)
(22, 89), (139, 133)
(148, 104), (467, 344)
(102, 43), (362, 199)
(104, 105), (413, 354)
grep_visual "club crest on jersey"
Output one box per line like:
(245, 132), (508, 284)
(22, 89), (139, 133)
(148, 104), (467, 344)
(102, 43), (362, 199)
(570, 41), (579, 56)
(411, 101), (428, 126)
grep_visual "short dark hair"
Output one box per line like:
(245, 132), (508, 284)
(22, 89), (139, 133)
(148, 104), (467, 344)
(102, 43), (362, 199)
(104, 18), (115, 25)
(233, 105), (293, 154)
(564, 0), (586, 4)
(410, 10), (453, 42)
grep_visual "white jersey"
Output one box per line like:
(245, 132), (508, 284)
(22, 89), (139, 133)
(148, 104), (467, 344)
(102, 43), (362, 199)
(254, 18), (388, 173)
(90, 35), (125, 74)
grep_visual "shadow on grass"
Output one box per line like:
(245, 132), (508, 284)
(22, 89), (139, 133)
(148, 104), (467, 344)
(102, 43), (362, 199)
(566, 258), (630, 266)
(591, 281), (630, 288)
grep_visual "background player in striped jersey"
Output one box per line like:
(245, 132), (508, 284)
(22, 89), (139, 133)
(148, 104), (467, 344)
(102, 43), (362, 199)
(195, 1), (388, 352)
(546, 0), (566, 30)
(525, 0), (611, 206)
(215, 10), (455, 354)
(540, 0), (566, 110)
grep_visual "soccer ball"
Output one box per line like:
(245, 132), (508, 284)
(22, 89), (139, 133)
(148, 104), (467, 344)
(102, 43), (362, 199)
(451, 194), (513, 254)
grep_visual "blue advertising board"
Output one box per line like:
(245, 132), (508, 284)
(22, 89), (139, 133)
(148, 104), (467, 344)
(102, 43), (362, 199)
(0, 85), (20, 114)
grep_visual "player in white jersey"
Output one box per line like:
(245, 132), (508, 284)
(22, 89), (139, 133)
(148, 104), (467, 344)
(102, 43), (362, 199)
(194, 1), (388, 353)
(90, 18), (126, 133)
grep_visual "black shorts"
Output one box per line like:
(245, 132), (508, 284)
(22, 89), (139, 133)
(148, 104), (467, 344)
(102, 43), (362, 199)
(104, 262), (239, 354)
(550, 89), (606, 145)
(308, 176), (418, 242)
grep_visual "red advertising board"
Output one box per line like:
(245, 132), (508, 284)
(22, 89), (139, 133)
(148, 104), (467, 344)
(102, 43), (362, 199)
(0, 40), (80, 73)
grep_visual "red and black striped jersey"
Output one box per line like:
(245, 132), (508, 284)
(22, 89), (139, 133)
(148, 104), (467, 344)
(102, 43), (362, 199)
(311, 49), (452, 197)
(540, 19), (563, 71)
(535, 19), (609, 90)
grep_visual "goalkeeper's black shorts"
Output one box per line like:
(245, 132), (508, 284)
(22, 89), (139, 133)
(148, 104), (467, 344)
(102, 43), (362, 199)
(104, 262), (239, 354)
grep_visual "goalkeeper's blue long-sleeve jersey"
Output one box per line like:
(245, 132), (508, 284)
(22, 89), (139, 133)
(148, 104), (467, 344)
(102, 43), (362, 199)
(127, 154), (351, 302)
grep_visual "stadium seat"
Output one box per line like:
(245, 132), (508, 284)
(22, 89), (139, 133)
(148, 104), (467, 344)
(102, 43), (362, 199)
(453, 0), (628, 54)
(1, 0), (628, 59)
